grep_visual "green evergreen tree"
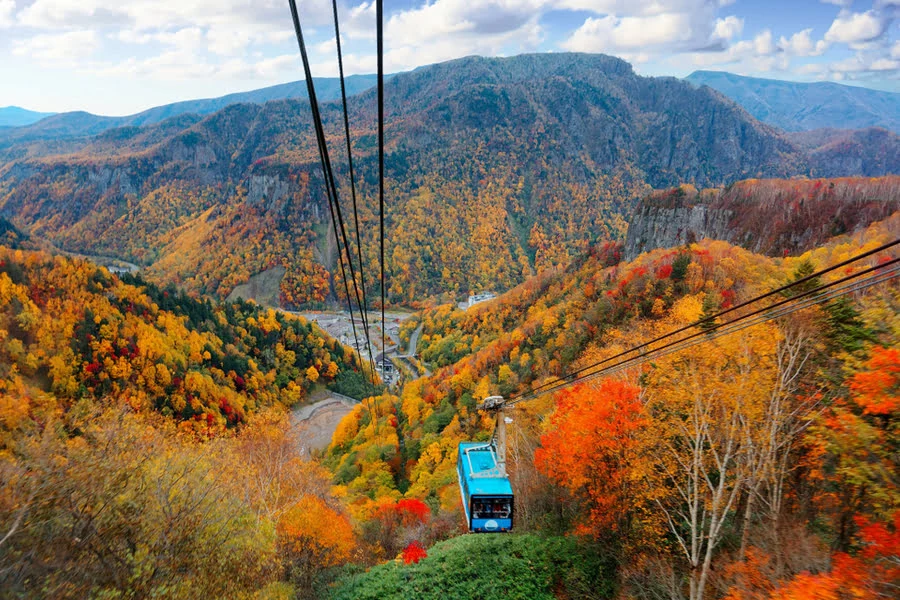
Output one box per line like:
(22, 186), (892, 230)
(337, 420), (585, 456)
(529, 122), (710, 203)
(698, 292), (719, 334)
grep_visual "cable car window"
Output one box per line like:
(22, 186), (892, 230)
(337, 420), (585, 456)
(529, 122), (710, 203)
(471, 497), (511, 519)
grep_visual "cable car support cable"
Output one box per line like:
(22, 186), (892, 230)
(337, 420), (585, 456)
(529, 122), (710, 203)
(509, 238), (900, 403)
(377, 0), (387, 377)
(331, 0), (376, 377)
(288, 0), (376, 385)
(507, 248), (900, 406)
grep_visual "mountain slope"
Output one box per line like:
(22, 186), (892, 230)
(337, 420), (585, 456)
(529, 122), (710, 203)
(0, 53), (896, 308)
(796, 127), (900, 177)
(0, 106), (57, 127)
(0, 246), (372, 419)
(0, 74), (379, 144)
(686, 70), (900, 133)
(324, 210), (900, 516)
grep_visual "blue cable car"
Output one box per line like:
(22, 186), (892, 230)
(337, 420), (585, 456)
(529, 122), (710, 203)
(457, 442), (514, 532)
(457, 396), (514, 532)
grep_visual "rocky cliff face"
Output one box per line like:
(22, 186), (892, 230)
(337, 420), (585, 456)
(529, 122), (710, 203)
(625, 176), (900, 260)
(625, 202), (733, 260)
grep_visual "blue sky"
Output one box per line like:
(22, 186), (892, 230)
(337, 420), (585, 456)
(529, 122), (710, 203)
(0, 0), (897, 115)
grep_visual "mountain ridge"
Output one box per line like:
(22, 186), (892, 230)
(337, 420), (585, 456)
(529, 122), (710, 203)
(624, 176), (900, 260)
(0, 74), (380, 144)
(686, 70), (900, 133)
(0, 52), (897, 308)
(0, 106), (57, 128)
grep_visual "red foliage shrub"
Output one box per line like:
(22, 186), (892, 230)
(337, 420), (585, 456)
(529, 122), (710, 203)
(402, 541), (428, 565)
(394, 498), (431, 525)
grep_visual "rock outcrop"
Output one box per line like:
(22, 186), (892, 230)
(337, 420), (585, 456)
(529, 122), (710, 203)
(625, 176), (900, 260)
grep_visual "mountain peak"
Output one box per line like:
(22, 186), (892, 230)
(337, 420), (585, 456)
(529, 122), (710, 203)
(0, 106), (57, 128)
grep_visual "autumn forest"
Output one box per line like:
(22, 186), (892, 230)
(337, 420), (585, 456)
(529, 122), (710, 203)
(0, 52), (899, 600)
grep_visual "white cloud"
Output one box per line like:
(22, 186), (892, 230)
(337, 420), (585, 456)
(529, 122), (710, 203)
(16, 0), (332, 31)
(90, 50), (298, 82)
(219, 54), (297, 79)
(796, 62), (828, 76)
(342, 1), (375, 41)
(13, 30), (99, 63)
(778, 28), (828, 57)
(114, 29), (153, 44)
(869, 57), (900, 70)
(314, 37), (338, 56)
(791, 47), (900, 84)
(4, 0), (898, 111)
(560, 1), (745, 55)
(824, 10), (889, 44)
(386, 0), (544, 48)
(156, 27), (204, 50)
(0, 0), (15, 29)
(554, 0), (732, 17)
(688, 29), (790, 74)
(206, 26), (252, 56)
(821, 0), (852, 6)
(336, 0), (546, 74)
(753, 29), (774, 55)
(564, 13), (694, 52)
(713, 16), (743, 41)
(382, 16), (543, 74)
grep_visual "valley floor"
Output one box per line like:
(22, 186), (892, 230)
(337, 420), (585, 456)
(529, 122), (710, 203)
(291, 389), (358, 455)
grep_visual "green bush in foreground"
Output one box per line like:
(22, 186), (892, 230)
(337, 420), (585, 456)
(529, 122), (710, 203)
(325, 533), (616, 600)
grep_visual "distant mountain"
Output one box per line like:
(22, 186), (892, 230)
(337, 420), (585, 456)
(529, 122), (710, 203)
(0, 74), (379, 144)
(686, 71), (900, 133)
(0, 53), (897, 309)
(0, 106), (57, 128)
(791, 127), (900, 178)
(125, 74), (380, 126)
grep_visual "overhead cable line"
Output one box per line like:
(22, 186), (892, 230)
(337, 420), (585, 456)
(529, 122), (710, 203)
(288, 0), (375, 385)
(331, 0), (376, 376)
(573, 263), (900, 386)
(507, 260), (900, 407)
(377, 0), (387, 374)
(512, 238), (900, 401)
(507, 244), (900, 405)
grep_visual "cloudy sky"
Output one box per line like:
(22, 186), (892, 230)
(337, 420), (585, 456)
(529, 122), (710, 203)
(1, 0), (897, 115)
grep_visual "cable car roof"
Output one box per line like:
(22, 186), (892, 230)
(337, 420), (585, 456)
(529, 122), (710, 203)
(459, 442), (513, 496)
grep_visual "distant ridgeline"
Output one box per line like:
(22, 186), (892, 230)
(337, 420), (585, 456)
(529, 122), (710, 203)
(686, 70), (900, 133)
(625, 176), (900, 260)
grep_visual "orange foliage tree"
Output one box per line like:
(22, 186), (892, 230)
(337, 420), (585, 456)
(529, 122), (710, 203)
(534, 379), (647, 539)
(276, 495), (356, 593)
(401, 541), (428, 565)
(363, 497), (431, 560)
(808, 345), (900, 549)
(768, 511), (900, 600)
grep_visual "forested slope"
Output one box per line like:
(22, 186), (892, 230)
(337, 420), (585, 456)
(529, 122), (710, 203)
(0, 248), (369, 432)
(2, 215), (897, 598)
(324, 213), (899, 598)
(0, 249), (380, 598)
